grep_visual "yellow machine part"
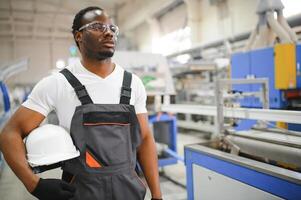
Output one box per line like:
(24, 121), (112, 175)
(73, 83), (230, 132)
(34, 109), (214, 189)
(276, 122), (288, 129)
(274, 44), (296, 89)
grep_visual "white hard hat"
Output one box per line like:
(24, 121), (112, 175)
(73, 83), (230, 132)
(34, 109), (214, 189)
(25, 124), (80, 167)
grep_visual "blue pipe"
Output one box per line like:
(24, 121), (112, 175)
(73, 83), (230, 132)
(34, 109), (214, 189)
(164, 148), (184, 163)
(0, 81), (10, 112)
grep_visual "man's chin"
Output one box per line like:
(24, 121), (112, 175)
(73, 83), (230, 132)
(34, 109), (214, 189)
(96, 50), (115, 60)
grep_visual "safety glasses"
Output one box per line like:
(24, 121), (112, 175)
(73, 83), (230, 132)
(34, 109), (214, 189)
(78, 21), (119, 35)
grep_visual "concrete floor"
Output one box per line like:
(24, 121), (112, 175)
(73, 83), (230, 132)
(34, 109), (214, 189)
(0, 132), (207, 200)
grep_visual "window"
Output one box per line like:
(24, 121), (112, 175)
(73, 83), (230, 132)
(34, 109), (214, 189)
(152, 27), (191, 56)
(282, 0), (301, 17)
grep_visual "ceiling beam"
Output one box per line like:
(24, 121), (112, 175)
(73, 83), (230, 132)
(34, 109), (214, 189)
(118, 0), (181, 32)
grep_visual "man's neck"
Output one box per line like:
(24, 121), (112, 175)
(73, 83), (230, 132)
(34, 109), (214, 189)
(81, 58), (115, 78)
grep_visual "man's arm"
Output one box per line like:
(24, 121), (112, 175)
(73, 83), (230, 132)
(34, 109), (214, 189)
(0, 106), (44, 192)
(136, 113), (162, 199)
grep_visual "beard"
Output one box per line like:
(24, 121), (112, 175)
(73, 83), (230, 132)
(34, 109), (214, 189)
(84, 47), (115, 61)
(96, 50), (114, 60)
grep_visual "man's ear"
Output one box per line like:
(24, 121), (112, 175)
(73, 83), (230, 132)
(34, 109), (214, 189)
(75, 31), (82, 43)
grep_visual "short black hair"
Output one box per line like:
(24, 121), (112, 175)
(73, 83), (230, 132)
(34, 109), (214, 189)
(72, 6), (104, 48)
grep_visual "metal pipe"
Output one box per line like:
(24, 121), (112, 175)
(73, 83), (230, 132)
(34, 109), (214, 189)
(0, 58), (29, 81)
(277, 10), (298, 42)
(177, 120), (215, 133)
(266, 11), (292, 43)
(244, 23), (259, 51)
(226, 135), (301, 167)
(164, 148), (184, 163)
(161, 104), (301, 124)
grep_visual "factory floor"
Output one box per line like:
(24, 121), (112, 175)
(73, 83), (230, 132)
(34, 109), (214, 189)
(0, 132), (207, 200)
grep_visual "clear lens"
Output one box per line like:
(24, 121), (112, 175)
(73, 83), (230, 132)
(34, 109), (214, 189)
(110, 24), (119, 35)
(79, 22), (119, 35)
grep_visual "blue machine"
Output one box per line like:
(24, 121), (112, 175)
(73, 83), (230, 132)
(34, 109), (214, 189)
(231, 44), (301, 131)
(148, 113), (180, 167)
(297, 45), (301, 87)
(231, 47), (287, 109)
(185, 143), (301, 200)
(231, 52), (253, 108)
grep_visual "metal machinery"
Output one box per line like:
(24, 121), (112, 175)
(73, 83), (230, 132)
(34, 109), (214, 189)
(113, 51), (182, 167)
(185, 140), (301, 200)
(182, 86), (301, 200)
(167, 0), (301, 135)
(170, 59), (229, 135)
(162, 0), (301, 199)
(149, 113), (180, 167)
(232, 0), (301, 131)
(163, 81), (301, 199)
(232, 43), (301, 130)
(0, 58), (29, 175)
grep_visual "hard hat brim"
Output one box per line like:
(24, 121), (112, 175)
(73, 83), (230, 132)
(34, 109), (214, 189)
(27, 150), (80, 167)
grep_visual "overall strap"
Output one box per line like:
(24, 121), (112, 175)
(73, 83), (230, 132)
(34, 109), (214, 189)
(60, 68), (93, 105)
(120, 70), (132, 104)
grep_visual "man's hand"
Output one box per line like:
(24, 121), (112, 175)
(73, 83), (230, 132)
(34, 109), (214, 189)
(31, 178), (76, 200)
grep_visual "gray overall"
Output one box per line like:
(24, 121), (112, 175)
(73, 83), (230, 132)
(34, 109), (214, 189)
(59, 69), (147, 200)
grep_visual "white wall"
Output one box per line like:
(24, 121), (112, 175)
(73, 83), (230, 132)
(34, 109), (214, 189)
(131, 22), (152, 52)
(197, 0), (256, 44)
(0, 40), (13, 66)
(0, 38), (75, 85)
(230, 0), (257, 36)
(159, 3), (187, 35)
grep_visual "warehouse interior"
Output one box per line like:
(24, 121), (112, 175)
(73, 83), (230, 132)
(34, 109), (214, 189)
(0, 0), (301, 199)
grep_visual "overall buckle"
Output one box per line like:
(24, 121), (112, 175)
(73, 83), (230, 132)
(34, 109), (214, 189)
(75, 85), (88, 98)
(121, 86), (132, 98)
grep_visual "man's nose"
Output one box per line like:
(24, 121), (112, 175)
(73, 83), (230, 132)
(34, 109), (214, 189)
(103, 27), (114, 38)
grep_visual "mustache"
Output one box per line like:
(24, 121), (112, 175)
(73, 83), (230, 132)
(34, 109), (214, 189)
(98, 36), (117, 43)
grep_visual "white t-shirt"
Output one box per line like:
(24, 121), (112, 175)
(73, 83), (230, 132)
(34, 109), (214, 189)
(22, 60), (147, 131)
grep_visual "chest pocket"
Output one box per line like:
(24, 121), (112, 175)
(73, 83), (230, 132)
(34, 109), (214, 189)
(83, 111), (132, 167)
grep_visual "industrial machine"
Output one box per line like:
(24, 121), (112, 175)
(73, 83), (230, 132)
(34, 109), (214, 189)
(183, 93), (301, 200)
(149, 113), (180, 167)
(161, 1), (301, 198)
(163, 88), (301, 200)
(232, 43), (301, 130)
(232, 0), (301, 131)
(185, 139), (301, 200)
(170, 59), (229, 134)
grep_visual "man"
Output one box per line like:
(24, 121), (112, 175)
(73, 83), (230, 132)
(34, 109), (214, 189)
(0, 6), (162, 200)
